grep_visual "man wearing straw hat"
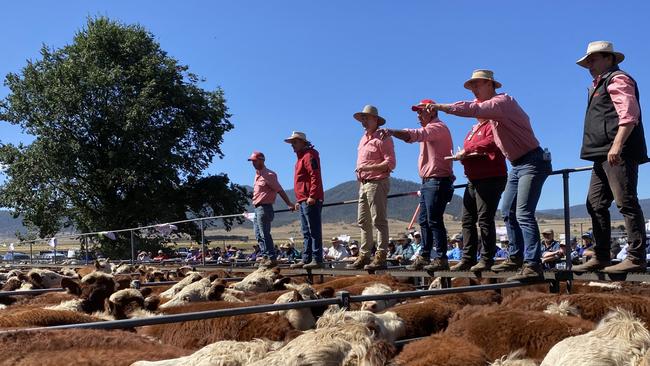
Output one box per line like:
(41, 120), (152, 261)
(382, 99), (454, 271)
(284, 131), (325, 270)
(248, 151), (295, 268)
(426, 70), (552, 281)
(345, 105), (396, 270)
(572, 41), (648, 274)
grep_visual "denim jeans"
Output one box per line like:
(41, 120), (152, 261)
(501, 147), (552, 264)
(253, 204), (276, 259)
(587, 159), (647, 261)
(299, 200), (323, 263)
(419, 177), (454, 259)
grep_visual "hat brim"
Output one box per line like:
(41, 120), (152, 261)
(464, 77), (502, 90)
(284, 136), (307, 143)
(576, 51), (625, 68)
(353, 112), (386, 126)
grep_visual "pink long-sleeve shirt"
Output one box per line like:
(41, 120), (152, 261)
(446, 94), (540, 162)
(356, 130), (396, 181)
(596, 74), (641, 126)
(404, 118), (453, 178)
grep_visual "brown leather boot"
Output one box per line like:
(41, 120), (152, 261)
(424, 257), (450, 272)
(345, 256), (370, 270)
(491, 257), (523, 272)
(506, 262), (544, 282)
(602, 258), (647, 274)
(405, 256), (430, 270)
(364, 251), (387, 271)
(469, 258), (494, 272)
(450, 259), (476, 271)
(571, 257), (611, 273)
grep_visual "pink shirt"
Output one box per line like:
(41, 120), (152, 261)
(356, 130), (396, 181)
(595, 74), (641, 126)
(404, 118), (453, 178)
(252, 167), (283, 205)
(447, 93), (540, 162)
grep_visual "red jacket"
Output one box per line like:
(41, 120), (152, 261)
(461, 122), (507, 180)
(293, 147), (324, 202)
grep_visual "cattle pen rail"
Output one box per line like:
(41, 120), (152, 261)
(0, 281), (537, 334)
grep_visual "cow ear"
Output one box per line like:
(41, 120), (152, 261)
(291, 290), (301, 302)
(61, 277), (82, 295)
(207, 282), (226, 301)
(271, 267), (281, 275)
(105, 298), (116, 315)
(144, 295), (160, 311)
(317, 286), (336, 299)
(139, 287), (153, 297)
(208, 272), (221, 282)
(273, 277), (291, 290)
(94, 260), (101, 269)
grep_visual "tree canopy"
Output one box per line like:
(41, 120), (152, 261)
(0, 17), (248, 257)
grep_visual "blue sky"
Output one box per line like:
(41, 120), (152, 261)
(1, 1), (649, 211)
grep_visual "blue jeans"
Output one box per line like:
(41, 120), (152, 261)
(501, 148), (551, 264)
(299, 200), (323, 263)
(253, 204), (276, 259)
(419, 178), (454, 259)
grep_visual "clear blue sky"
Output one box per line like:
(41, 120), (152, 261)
(1, 1), (649, 211)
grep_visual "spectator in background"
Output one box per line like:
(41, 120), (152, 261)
(137, 251), (151, 262)
(540, 229), (563, 269)
(248, 244), (261, 262)
(153, 250), (168, 262)
(447, 234), (464, 261)
(495, 236), (509, 259)
(579, 232), (596, 260)
(345, 243), (360, 263)
(387, 242), (397, 260)
(325, 237), (349, 262)
(278, 242), (301, 263)
(394, 233), (415, 265)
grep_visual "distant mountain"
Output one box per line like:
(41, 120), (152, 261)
(539, 198), (650, 220)
(0, 211), (26, 238)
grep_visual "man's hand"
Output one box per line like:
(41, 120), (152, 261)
(455, 149), (467, 160)
(425, 103), (448, 114)
(377, 128), (392, 140)
(287, 202), (296, 211)
(607, 144), (623, 166)
(294, 203), (301, 211)
(355, 166), (366, 173)
(306, 197), (316, 206)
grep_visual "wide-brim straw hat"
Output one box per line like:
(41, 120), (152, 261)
(353, 105), (386, 126)
(463, 69), (502, 90)
(284, 131), (308, 143)
(576, 41), (625, 68)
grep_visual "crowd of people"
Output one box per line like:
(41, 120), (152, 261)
(246, 40), (648, 281)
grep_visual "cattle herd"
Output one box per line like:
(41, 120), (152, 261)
(1, 261), (650, 365)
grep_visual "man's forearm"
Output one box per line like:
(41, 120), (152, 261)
(612, 124), (635, 150)
(389, 129), (411, 142)
(278, 190), (293, 205)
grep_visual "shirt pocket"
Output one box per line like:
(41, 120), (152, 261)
(362, 145), (379, 160)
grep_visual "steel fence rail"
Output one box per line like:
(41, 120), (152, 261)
(0, 281), (536, 333)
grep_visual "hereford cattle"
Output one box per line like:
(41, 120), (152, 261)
(394, 334), (488, 366)
(158, 272), (203, 299)
(0, 328), (190, 366)
(140, 300), (302, 349)
(229, 267), (289, 292)
(131, 339), (283, 366)
(360, 283), (402, 313)
(313, 274), (411, 292)
(0, 307), (102, 328)
(503, 291), (650, 327)
(541, 308), (650, 366)
(445, 305), (594, 361)
(248, 319), (396, 366)
(270, 283), (334, 331)
(158, 278), (228, 309)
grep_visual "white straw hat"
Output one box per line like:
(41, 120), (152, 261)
(464, 69), (502, 90)
(284, 131), (308, 143)
(576, 41), (625, 68)
(353, 105), (386, 126)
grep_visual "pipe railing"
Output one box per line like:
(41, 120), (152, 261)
(0, 281), (537, 333)
(1, 164), (597, 266)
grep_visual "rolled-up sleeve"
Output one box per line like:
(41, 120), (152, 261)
(608, 74), (640, 126)
(447, 98), (506, 120)
(381, 137), (397, 171)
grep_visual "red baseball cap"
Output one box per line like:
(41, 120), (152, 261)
(411, 99), (436, 112)
(247, 151), (265, 161)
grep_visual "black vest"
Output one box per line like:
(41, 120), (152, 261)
(580, 67), (648, 163)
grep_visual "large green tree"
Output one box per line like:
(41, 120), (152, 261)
(0, 17), (248, 257)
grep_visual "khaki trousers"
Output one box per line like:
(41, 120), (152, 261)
(357, 178), (390, 257)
